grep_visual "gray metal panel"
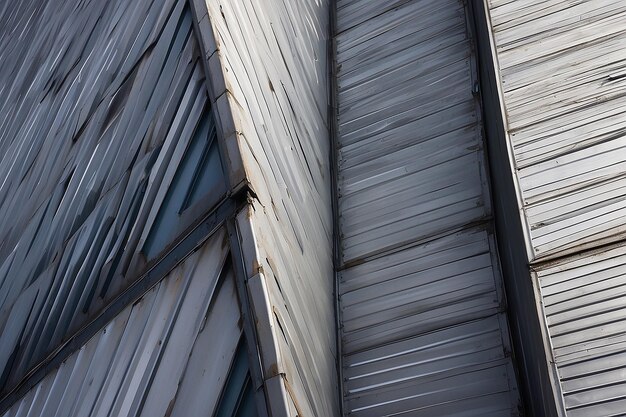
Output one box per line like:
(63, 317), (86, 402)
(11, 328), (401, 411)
(341, 229), (519, 416)
(0, 0), (228, 396)
(336, 0), (489, 264)
(200, 0), (339, 414)
(486, 0), (626, 261)
(333, 0), (521, 415)
(1, 229), (241, 417)
(535, 243), (626, 417)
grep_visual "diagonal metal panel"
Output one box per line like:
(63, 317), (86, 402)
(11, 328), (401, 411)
(535, 243), (626, 417)
(476, 1), (626, 415)
(198, 0), (340, 414)
(333, 0), (521, 415)
(0, 228), (242, 417)
(0, 0), (231, 399)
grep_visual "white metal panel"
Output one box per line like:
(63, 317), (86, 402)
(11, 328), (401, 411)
(1, 229), (240, 417)
(487, 0), (626, 260)
(201, 0), (339, 414)
(334, 0), (521, 415)
(236, 203), (336, 417)
(480, 2), (626, 413)
(535, 243), (626, 417)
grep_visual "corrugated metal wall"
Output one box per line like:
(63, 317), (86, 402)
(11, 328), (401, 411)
(333, 0), (520, 415)
(0, 230), (248, 417)
(477, 1), (626, 415)
(195, 0), (339, 415)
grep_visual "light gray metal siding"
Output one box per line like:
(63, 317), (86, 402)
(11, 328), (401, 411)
(333, 0), (520, 415)
(535, 243), (626, 417)
(486, 0), (626, 261)
(196, 0), (339, 414)
(477, 1), (626, 415)
(0, 229), (243, 417)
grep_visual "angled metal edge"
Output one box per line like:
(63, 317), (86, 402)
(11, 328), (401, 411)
(466, 0), (535, 264)
(188, 0), (248, 194)
(467, 1), (564, 415)
(188, 1), (272, 415)
(227, 217), (272, 417)
(327, 1), (345, 415)
(233, 205), (292, 417)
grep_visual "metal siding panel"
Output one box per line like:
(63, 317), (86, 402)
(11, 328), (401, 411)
(336, 0), (488, 263)
(536, 244), (626, 416)
(333, 0), (521, 415)
(204, 0), (339, 413)
(0, 0), (229, 396)
(1, 229), (238, 417)
(478, 1), (626, 414)
(486, 0), (626, 261)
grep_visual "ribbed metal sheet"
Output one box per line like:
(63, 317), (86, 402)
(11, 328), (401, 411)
(0, 0), (227, 396)
(487, 0), (626, 261)
(536, 243), (626, 417)
(200, 0), (339, 414)
(334, 0), (520, 415)
(336, 0), (489, 264)
(341, 228), (519, 416)
(0, 229), (242, 417)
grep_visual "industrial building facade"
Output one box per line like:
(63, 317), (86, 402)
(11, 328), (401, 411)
(0, 0), (624, 416)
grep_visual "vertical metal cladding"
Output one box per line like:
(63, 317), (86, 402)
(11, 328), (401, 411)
(334, 0), (521, 415)
(0, 0), (230, 404)
(0, 230), (248, 417)
(196, 0), (339, 415)
(479, 1), (626, 415)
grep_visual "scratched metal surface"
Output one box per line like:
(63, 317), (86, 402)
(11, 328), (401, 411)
(0, 0), (228, 400)
(535, 243), (626, 417)
(487, 0), (626, 261)
(199, 0), (339, 415)
(0, 230), (245, 417)
(334, 0), (520, 415)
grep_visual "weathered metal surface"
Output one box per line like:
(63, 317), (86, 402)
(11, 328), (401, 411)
(0, 0), (230, 399)
(333, 0), (521, 415)
(486, 0), (626, 261)
(535, 243), (626, 417)
(197, 0), (340, 414)
(474, 1), (626, 415)
(0, 229), (246, 417)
